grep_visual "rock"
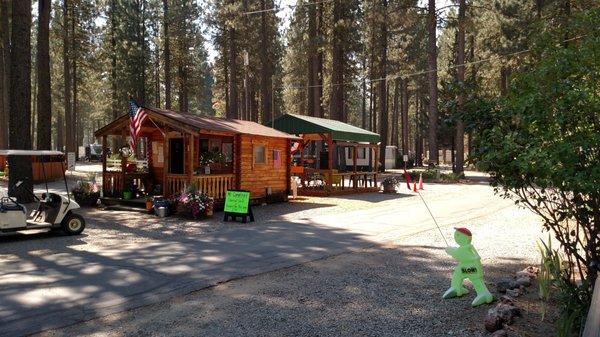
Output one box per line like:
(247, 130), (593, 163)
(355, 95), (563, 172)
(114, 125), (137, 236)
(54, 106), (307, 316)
(506, 288), (521, 298)
(491, 329), (508, 337)
(484, 309), (504, 332)
(516, 276), (531, 287)
(496, 303), (518, 324)
(496, 278), (517, 293)
(516, 266), (539, 279)
(499, 295), (515, 305)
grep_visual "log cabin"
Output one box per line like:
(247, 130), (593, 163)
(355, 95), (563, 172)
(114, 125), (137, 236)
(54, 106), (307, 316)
(94, 107), (299, 203)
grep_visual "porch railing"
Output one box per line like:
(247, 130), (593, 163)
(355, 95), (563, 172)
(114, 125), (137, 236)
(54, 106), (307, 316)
(106, 158), (149, 172)
(103, 171), (123, 197)
(165, 174), (235, 200)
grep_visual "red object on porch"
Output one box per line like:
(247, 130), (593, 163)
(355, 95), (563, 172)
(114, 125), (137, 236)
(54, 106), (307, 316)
(403, 170), (412, 190)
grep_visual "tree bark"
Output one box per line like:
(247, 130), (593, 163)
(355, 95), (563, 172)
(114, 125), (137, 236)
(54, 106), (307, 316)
(329, 0), (344, 121)
(307, 0), (323, 118)
(8, 0), (33, 202)
(163, 0), (171, 109)
(391, 78), (399, 147)
(227, 0), (238, 119)
(401, 78), (409, 157)
(361, 55), (367, 129)
(63, 0), (73, 153)
(453, 0), (466, 174)
(0, 0), (9, 149)
(427, 0), (438, 165)
(259, 0), (273, 124)
(377, 0), (388, 172)
(36, 0), (51, 150)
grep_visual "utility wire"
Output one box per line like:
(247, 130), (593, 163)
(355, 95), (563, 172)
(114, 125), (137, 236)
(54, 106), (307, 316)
(279, 34), (587, 91)
(242, 0), (334, 16)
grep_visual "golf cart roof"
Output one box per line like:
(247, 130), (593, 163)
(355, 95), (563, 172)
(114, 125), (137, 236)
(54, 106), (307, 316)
(0, 150), (64, 156)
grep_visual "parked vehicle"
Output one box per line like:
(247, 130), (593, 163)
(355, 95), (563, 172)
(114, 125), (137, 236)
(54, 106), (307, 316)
(0, 150), (86, 235)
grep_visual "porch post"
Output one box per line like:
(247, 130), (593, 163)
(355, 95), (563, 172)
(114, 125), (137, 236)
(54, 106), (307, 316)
(327, 133), (334, 187)
(187, 133), (194, 185)
(353, 145), (358, 189)
(102, 135), (107, 196)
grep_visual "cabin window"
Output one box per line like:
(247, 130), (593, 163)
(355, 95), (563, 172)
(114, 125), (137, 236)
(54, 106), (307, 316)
(347, 147), (353, 159)
(222, 143), (233, 163)
(358, 148), (367, 159)
(253, 145), (266, 165)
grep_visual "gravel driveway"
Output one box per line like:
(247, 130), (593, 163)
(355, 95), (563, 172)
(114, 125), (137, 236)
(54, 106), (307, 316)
(32, 195), (551, 337)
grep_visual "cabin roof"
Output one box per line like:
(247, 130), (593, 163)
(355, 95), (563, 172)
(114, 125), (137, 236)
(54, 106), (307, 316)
(270, 114), (380, 143)
(95, 107), (300, 140)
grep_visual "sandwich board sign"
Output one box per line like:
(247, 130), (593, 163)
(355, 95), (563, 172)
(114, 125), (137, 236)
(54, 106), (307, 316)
(223, 190), (254, 223)
(67, 152), (76, 171)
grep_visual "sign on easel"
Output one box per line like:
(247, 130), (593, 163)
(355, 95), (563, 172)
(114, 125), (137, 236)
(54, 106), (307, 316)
(223, 190), (254, 223)
(67, 152), (76, 171)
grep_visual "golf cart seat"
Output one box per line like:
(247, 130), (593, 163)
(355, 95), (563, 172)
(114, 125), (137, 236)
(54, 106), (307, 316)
(41, 193), (62, 207)
(0, 197), (25, 213)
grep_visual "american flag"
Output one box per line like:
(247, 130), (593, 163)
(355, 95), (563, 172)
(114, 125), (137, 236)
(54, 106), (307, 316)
(128, 98), (147, 149)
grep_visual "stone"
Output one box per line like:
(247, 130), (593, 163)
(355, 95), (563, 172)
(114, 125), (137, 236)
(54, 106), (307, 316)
(491, 329), (508, 337)
(496, 303), (518, 324)
(506, 288), (521, 298)
(499, 295), (515, 305)
(516, 276), (531, 287)
(484, 309), (504, 332)
(496, 278), (517, 293)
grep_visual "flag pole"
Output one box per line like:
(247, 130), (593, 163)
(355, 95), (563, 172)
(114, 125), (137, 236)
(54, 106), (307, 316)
(416, 190), (450, 247)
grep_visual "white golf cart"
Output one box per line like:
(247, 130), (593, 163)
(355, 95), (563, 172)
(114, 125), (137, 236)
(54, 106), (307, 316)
(0, 150), (85, 235)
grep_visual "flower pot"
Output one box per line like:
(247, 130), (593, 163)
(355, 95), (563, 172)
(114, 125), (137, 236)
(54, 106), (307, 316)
(206, 208), (213, 217)
(145, 200), (153, 211)
(382, 184), (397, 194)
(204, 166), (211, 175)
(73, 192), (99, 207)
(123, 191), (133, 200)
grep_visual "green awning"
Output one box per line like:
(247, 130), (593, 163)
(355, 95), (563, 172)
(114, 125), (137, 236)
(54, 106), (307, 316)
(271, 114), (380, 143)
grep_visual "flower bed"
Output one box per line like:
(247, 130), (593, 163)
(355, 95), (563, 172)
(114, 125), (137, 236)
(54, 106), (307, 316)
(72, 181), (100, 207)
(170, 186), (214, 219)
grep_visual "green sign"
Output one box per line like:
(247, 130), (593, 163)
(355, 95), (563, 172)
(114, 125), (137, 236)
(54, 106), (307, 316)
(224, 190), (250, 214)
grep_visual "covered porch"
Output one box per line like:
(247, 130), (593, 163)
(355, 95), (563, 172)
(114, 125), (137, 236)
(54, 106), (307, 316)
(272, 114), (381, 195)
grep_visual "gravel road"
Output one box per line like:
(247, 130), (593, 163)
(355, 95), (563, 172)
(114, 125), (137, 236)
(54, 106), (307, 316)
(33, 197), (551, 337)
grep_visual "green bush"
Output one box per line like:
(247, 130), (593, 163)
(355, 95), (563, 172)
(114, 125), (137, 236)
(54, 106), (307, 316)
(465, 8), (600, 335)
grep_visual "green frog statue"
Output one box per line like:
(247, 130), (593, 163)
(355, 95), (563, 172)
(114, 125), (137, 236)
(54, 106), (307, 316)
(443, 227), (494, 307)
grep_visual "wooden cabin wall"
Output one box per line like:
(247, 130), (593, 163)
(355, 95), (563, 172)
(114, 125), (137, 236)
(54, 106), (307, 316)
(149, 130), (165, 187)
(239, 135), (289, 198)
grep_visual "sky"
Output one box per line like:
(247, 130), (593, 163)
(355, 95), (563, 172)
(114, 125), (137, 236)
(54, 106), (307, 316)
(202, 0), (453, 63)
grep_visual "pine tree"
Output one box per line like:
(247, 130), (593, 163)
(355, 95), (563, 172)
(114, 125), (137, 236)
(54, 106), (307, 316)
(8, 0), (33, 202)
(36, 0), (52, 150)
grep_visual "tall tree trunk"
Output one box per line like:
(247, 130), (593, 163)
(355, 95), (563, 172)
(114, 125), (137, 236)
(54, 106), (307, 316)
(0, 0), (9, 149)
(427, 0), (438, 165)
(227, 2), (238, 119)
(315, 2), (323, 118)
(307, 0), (323, 118)
(71, 1), (79, 154)
(391, 78), (399, 147)
(259, 0), (272, 124)
(361, 55), (367, 129)
(401, 78), (409, 157)
(329, 0), (344, 121)
(454, 0), (466, 174)
(63, 0), (73, 154)
(8, 0), (33, 202)
(377, 0), (388, 172)
(36, 0), (51, 150)
(163, 0), (171, 109)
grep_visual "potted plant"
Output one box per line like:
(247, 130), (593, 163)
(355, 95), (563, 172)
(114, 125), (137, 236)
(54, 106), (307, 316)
(200, 152), (213, 174)
(381, 176), (402, 194)
(171, 185), (214, 219)
(123, 186), (133, 200)
(71, 181), (100, 207)
(145, 196), (153, 211)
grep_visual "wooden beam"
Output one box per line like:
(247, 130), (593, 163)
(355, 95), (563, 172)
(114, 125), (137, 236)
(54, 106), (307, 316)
(353, 145), (357, 173)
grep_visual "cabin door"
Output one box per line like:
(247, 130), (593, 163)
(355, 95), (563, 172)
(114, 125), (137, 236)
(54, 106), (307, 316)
(169, 138), (184, 174)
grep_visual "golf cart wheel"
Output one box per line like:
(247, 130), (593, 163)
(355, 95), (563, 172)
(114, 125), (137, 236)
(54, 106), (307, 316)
(61, 213), (86, 235)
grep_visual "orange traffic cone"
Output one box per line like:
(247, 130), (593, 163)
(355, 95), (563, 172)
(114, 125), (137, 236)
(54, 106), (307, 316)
(413, 181), (418, 192)
(419, 173), (424, 190)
